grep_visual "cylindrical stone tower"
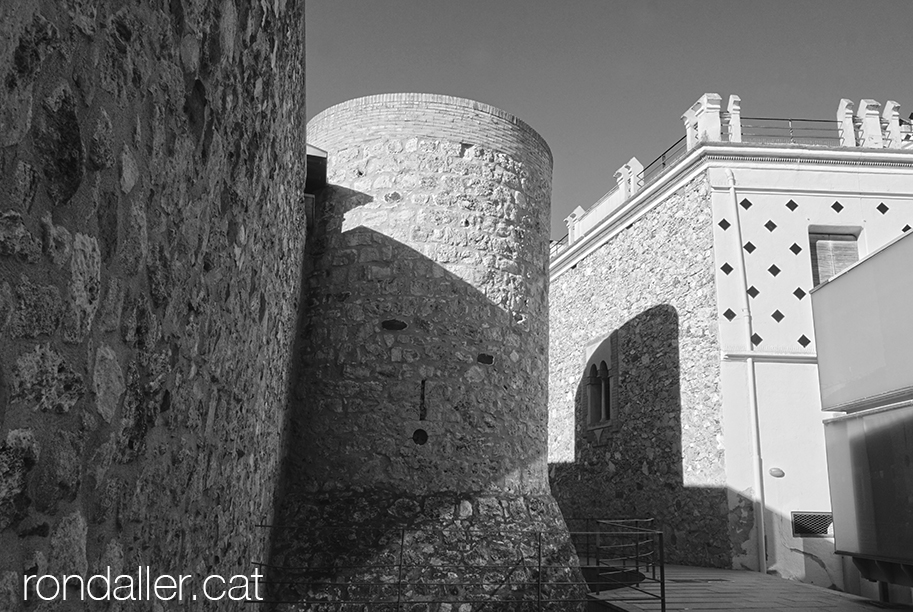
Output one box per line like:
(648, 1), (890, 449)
(271, 94), (583, 609)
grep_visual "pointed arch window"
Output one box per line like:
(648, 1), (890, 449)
(586, 332), (618, 428)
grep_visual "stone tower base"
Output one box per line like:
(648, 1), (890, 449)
(269, 491), (587, 610)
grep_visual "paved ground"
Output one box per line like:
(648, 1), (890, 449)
(590, 564), (913, 612)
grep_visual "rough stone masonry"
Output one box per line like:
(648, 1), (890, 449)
(270, 94), (585, 609)
(548, 174), (732, 567)
(0, 1), (306, 609)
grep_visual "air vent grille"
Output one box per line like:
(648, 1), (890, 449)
(791, 512), (833, 538)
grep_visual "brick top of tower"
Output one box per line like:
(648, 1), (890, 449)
(307, 93), (553, 176)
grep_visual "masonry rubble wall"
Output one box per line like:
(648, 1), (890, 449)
(548, 173), (735, 567)
(292, 93), (554, 496)
(272, 93), (584, 608)
(0, 1), (306, 607)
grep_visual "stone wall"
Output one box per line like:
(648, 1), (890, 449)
(0, 1), (306, 608)
(290, 94), (554, 496)
(271, 94), (585, 608)
(548, 173), (733, 567)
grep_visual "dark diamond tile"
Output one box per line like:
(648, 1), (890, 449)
(832, 201), (844, 213)
(765, 220), (777, 232)
(720, 262), (733, 275)
(744, 242), (756, 254)
(786, 200), (799, 211)
(790, 243), (802, 255)
(747, 286), (760, 298)
(723, 308), (737, 321)
(768, 264), (781, 277)
(904, 225), (912, 233)
(877, 202), (889, 214)
(771, 310), (785, 322)
(751, 333), (763, 346)
(798, 335), (811, 348)
(740, 198), (753, 210)
(718, 218), (731, 230)
(794, 287), (806, 300)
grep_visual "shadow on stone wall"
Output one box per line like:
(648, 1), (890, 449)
(549, 304), (732, 568)
(264, 185), (584, 609)
(0, 2), (306, 607)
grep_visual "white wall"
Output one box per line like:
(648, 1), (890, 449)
(710, 159), (913, 591)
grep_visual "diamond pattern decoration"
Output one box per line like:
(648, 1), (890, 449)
(718, 218), (731, 231)
(751, 333), (763, 346)
(740, 198), (753, 210)
(771, 310), (785, 323)
(877, 202), (889, 214)
(904, 225), (912, 233)
(744, 242), (756, 254)
(768, 264), (781, 277)
(747, 286), (760, 298)
(794, 287), (806, 300)
(789, 243), (803, 255)
(723, 309), (737, 321)
(798, 335), (812, 348)
(765, 220), (777, 232)
(720, 262), (733, 275)
(786, 200), (799, 211)
(832, 201), (844, 213)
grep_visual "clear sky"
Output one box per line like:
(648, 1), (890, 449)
(306, 1), (913, 239)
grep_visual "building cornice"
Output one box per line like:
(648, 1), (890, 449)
(550, 143), (913, 281)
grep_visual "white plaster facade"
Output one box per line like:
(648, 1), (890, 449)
(550, 94), (913, 598)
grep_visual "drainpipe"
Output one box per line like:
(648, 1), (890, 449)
(724, 168), (768, 573)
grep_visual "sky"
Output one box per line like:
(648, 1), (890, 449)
(306, 1), (913, 239)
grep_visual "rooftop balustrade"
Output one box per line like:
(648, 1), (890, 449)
(551, 94), (913, 260)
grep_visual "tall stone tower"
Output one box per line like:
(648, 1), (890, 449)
(270, 94), (583, 608)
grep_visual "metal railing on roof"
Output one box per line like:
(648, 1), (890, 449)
(732, 116), (843, 146)
(550, 234), (569, 258)
(551, 115), (851, 260)
(636, 135), (688, 188)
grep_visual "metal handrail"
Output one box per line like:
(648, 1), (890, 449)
(736, 116), (842, 146)
(550, 114), (865, 261)
(740, 116), (838, 123)
(550, 234), (569, 257)
(566, 518), (666, 611)
(637, 134), (688, 188)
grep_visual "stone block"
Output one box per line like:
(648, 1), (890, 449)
(0, 429), (39, 530)
(48, 510), (88, 577)
(9, 277), (63, 338)
(62, 233), (101, 343)
(93, 345), (125, 423)
(40, 213), (72, 266)
(35, 84), (84, 206)
(0, 211), (41, 262)
(11, 344), (85, 413)
(89, 109), (115, 170)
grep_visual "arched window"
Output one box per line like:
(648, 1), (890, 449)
(585, 331), (619, 430)
(598, 361), (610, 422)
(587, 364), (601, 425)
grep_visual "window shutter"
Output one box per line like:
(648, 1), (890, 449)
(810, 233), (858, 286)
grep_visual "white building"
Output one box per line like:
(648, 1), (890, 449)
(548, 93), (913, 600)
